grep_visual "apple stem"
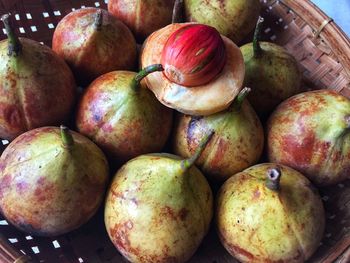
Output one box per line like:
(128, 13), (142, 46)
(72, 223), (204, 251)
(60, 125), (74, 148)
(1, 13), (22, 56)
(131, 64), (164, 90)
(266, 167), (281, 191)
(172, 0), (184, 23)
(181, 130), (215, 171)
(253, 16), (264, 58)
(233, 87), (251, 110)
(94, 9), (103, 30)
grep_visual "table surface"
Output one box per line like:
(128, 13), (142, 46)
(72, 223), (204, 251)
(312, 0), (350, 37)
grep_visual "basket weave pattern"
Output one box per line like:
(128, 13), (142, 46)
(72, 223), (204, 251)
(0, 0), (349, 262)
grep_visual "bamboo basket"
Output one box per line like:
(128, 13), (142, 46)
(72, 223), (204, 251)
(0, 0), (349, 262)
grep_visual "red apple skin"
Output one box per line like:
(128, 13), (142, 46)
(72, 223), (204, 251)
(76, 71), (173, 164)
(108, 0), (175, 42)
(52, 7), (137, 86)
(267, 89), (350, 186)
(0, 127), (109, 236)
(0, 38), (76, 141)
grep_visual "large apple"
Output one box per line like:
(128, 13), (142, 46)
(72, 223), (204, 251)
(0, 14), (76, 140)
(52, 8), (137, 86)
(0, 126), (109, 236)
(216, 163), (325, 262)
(267, 89), (350, 186)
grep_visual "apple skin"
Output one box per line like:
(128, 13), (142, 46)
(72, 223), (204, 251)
(267, 89), (350, 186)
(52, 7), (137, 86)
(104, 153), (213, 263)
(76, 71), (173, 164)
(172, 99), (264, 182)
(0, 126), (109, 236)
(184, 0), (261, 43)
(0, 38), (76, 140)
(108, 0), (175, 42)
(216, 163), (325, 263)
(241, 41), (302, 119)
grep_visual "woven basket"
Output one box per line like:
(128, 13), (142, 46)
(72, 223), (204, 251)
(0, 0), (349, 262)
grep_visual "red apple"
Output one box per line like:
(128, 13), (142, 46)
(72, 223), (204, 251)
(216, 163), (325, 262)
(0, 126), (109, 236)
(173, 88), (264, 182)
(267, 89), (350, 186)
(76, 65), (173, 164)
(0, 14), (76, 140)
(52, 8), (137, 86)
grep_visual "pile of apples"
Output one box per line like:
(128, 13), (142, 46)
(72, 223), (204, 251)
(0, 0), (348, 262)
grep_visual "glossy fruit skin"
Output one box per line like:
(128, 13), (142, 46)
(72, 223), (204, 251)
(108, 0), (175, 42)
(173, 100), (264, 182)
(161, 24), (226, 87)
(105, 154), (213, 263)
(141, 23), (245, 116)
(0, 127), (109, 236)
(267, 89), (350, 186)
(0, 38), (76, 140)
(241, 42), (302, 118)
(52, 7), (137, 86)
(216, 163), (325, 263)
(184, 0), (261, 43)
(76, 71), (173, 164)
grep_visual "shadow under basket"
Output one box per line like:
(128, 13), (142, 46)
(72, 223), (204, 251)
(0, 0), (350, 262)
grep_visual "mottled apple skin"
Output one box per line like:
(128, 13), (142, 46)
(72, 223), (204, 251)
(241, 42), (302, 118)
(216, 163), (325, 263)
(0, 38), (76, 140)
(76, 71), (173, 164)
(52, 7), (137, 86)
(0, 127), (109, 236)
(108, 0), (175, 42)
(267, 89), (350, 186)
(105, 154), (213, 263)
(184, 0), (261, 43)
(173, 100), (264, 182)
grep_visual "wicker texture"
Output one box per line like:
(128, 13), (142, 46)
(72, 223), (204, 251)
(0, 0), (349, 262)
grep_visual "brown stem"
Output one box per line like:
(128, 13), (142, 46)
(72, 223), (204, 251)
(266, 167), (281, 191)
(94, 9), (103, 30)
(181, 130), (215, 171)
(1, 13), (22, 56)
(172, 0), (184, 23)
(60, 125), (74, 148)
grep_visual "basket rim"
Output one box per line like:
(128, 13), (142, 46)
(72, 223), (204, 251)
(281, 0), (350, 81)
